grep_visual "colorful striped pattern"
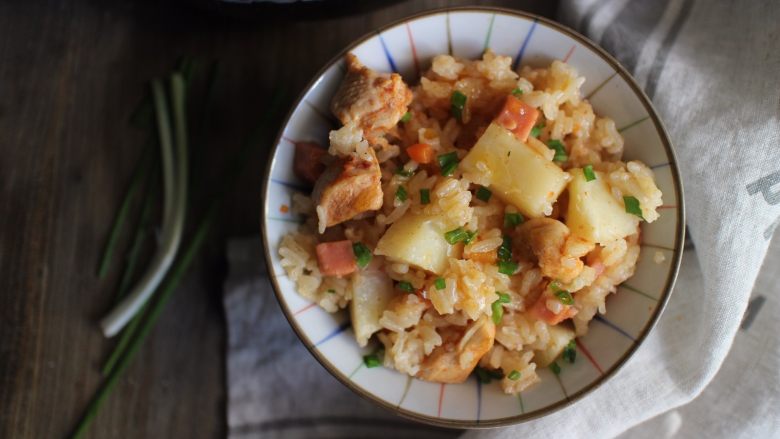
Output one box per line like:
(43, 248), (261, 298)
(264, 11), (681, 425)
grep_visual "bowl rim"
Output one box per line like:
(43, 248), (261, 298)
(260, 5), (686, 429)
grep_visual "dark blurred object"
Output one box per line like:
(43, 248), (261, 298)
(189, 0), (406, 21)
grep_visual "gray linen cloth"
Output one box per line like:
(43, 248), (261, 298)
(225, 1), (780, 437)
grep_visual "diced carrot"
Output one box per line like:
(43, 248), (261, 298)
(315, 240), (357, 276)
(494, 95), (539, 142)
(530, 293), (578, 325)
(464, 248), (497, 264)
(406, 143), (434, 164)
(293, 141), (326, 185)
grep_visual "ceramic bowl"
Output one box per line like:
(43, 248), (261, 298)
(260, 7), (684, 428)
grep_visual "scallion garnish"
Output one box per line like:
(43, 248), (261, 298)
(498, 235), (512, 262)
(491, 300), (504, 324)
(364, 354), (382, 368)
(400, 111), (412, 123)
(549, 362), (561, 375)
(511, 88), (524, 97)
(507, 370), (521, 380)
(562, 340), (576, 364)
(450, 90), (467, 122)
(583, 164), (596, 182)
(420, 188), (431, 204)
(476, 186), (492, 202)
(530, 124), (544, 138)
(397, 281), (415, 293)
(498, 261), (518, 275)
(327, 289), (336, 294)
(437, 151), (459, 176)
(623, 195), (645, 220)
(546, 139), (568, 162)
(504, 212), (524, 228)
(352, 242), (372, 268)
(550, 281), (574, 305)
(464, 230), (478, 245)
(395, 166), (414, 177)
(395, 185), (408, 202)
(434, 277), (446, 290)
(444, 227), (467, 244)
(496, 292), (511, 303)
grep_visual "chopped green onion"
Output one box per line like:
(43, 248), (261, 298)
(504, 212), (524, 228)
(530, 124), (544, 138)
(511, 88), (524, 97)
(327, 289), (336, 294)
(546, 139), (568, 162)
(497, 261), (518, 275)
(496, 292), (511, 303)
(583, 164), (596, 182)
(464, 230), (478, 245)
(400, 111), (412, 123)
(476, 186), (492, 202)
(562, 340), (576, 364)
(364, 354), (382, 368)
(491, 300), (504, 324)
(444, 227), (468, 244)
(450, 90), (467, 122)
(437, 151), (459, 176)
(549, 362), (561, 375)
(352, 242), (372, 268)
(395, 166), (414, 177)
(434, 278), (446, 290)
(420, 188), (431, 204)
(623, 196), (645, 220)
(498, 235), (512, 262)
(395, 185), (408, 202)
(397, 281), (415, 293)
(507, 370), (521, 380)
(475, 367), (492, 383)
(554, 289), (574, 305)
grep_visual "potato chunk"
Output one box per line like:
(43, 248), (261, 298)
(350, 269), (395, 347)
(533, 323), (575, 367)
(460, 123), (569, 218)
(374, 213), (458, 275)
(566, 168), (640, 244)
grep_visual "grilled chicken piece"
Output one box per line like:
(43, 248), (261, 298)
(417, 317), (495, 384)
(313, 147), (383, 233)
(331, 53), (412, 143)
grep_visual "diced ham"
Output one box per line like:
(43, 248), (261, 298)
(293, 141), (326, 185)
(330, 53), (412, 143)
(312, 148), (383, 233)
(494, 95), (539, 142)
(315, 240), (357, 276)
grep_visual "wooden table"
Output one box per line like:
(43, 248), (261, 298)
(0, 1), (556, 437)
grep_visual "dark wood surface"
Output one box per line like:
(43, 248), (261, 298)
(0, 1), (556, 437)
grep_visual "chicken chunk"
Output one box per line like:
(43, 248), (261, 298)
(312, 147), (383, 233)
(416, 317), (495, 384)
(514, 218), (594, 284)
(331, 53), (412, 143)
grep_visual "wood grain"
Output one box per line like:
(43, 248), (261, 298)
(0, 1), (556, 437)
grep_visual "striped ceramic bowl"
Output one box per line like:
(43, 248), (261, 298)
(261, 7), (684, 428)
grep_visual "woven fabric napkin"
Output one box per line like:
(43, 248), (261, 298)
(224, 1), (780, 437)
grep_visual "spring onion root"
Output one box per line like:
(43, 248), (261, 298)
(99, 75), (188, 337)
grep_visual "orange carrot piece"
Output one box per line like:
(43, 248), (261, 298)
(406, 143), (434, 164)
(530, 293), (578, 325)
(464, 248), (498, 264)
(315, 240), (357, 276)
(494, 95), (539, 142)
